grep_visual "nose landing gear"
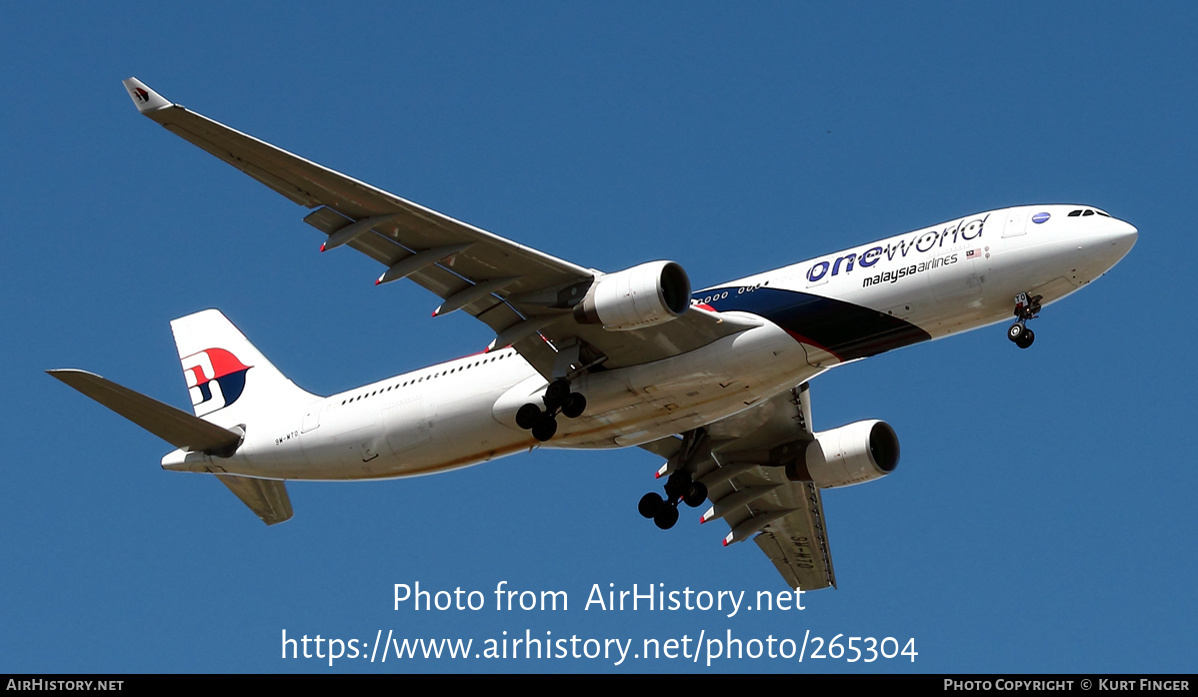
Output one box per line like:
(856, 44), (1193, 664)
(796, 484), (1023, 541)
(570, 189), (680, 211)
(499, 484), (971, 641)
(1007, 292), (1042, 350)
(515, 378), (587, 442)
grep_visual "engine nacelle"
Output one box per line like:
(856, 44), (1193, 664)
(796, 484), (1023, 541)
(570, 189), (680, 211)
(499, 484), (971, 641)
(573, 261), (691, 331)
(786, 420), (899, 488)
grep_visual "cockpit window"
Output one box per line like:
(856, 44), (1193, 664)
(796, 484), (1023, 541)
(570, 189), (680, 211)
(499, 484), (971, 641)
(1067, 208), (1112, 218)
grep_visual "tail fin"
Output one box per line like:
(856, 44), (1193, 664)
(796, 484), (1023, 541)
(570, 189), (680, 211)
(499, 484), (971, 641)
(171, 309), (319, 428)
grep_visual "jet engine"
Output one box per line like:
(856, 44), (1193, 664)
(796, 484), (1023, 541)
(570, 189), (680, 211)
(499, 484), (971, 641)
(786, 420), (899, 488)
(572, 261), (691, 331)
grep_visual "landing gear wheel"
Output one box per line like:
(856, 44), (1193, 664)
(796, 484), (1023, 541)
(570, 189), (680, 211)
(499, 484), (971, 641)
(544, 379), (571, 405)
(638, 427), (710, 532)
(561, 393), (587, 419)
(653, 505), (679, 530)
(531, 416), (558, 442)
(1009, 292), (1043, 348)
(516, 403), (542, 430)
(638, 492), (663, 519)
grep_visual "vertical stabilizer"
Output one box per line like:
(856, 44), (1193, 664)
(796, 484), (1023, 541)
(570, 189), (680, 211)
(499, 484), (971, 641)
(171, 309), (319, 428)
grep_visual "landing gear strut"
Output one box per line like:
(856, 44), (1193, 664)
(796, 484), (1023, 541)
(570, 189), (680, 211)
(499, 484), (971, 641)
(516, 378), (587, 442)
(1007, 292), (1042, 350)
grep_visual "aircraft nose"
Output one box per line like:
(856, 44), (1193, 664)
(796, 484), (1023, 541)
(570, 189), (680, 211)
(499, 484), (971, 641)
(1109, 218), (1138, 261)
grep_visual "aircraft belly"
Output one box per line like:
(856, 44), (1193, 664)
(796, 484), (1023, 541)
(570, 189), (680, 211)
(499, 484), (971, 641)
(552, 322), (815, 448)
(387, 389), (532, 473)
(313, 382), (529, 480)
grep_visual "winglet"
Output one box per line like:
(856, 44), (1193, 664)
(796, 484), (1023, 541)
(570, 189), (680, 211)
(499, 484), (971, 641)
(122, 77), (172, 114)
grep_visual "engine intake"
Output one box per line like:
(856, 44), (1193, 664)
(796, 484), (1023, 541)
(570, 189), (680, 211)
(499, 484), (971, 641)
(573, 261), (691, 331)
(786, 420), (899, 488)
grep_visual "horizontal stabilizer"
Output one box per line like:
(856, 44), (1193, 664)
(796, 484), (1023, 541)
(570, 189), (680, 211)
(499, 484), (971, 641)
(215, 475), (293, 525)
(47, 369), (242, 455)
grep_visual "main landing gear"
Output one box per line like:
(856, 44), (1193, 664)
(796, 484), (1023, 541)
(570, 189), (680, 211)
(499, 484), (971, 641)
(638, 428), (710, 530)
(515, 378), (586, 442)
(1007, 292), (1043, 350)
(638, 471), (708, 530)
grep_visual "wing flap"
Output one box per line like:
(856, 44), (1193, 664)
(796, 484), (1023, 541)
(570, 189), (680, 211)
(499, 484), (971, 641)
(751, 482), (836, 591)
(706, 458), (836, 592)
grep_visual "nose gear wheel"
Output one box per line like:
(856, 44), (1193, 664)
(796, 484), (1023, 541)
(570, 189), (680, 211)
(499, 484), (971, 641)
(1007, 292), (1042, 350)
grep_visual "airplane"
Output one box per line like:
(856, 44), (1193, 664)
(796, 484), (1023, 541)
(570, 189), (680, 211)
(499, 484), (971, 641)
(49, 78), (1138, 591)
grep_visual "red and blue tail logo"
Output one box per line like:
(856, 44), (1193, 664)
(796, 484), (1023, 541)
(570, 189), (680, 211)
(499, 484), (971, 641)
(181, 348), (252, 416)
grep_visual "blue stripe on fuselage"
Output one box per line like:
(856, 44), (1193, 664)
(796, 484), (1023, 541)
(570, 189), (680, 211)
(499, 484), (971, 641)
(698, 287), (930, 361)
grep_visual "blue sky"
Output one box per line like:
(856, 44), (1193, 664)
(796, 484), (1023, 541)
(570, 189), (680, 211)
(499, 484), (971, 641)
(3, 2), (1194, 673)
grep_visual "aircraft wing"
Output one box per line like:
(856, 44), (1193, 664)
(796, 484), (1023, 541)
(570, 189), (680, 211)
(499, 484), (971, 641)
(122, 78), (753, 377)
(653, 384), (837, 590)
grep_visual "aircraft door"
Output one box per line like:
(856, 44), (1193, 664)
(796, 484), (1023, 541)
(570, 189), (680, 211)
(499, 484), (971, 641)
(301, 403), (323, 433)
(1002, 208), (1028, 237)
(383, 396), (433, 455)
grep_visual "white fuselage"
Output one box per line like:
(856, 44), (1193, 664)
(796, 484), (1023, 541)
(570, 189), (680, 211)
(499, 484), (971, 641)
(163, 205), (1137, 480)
